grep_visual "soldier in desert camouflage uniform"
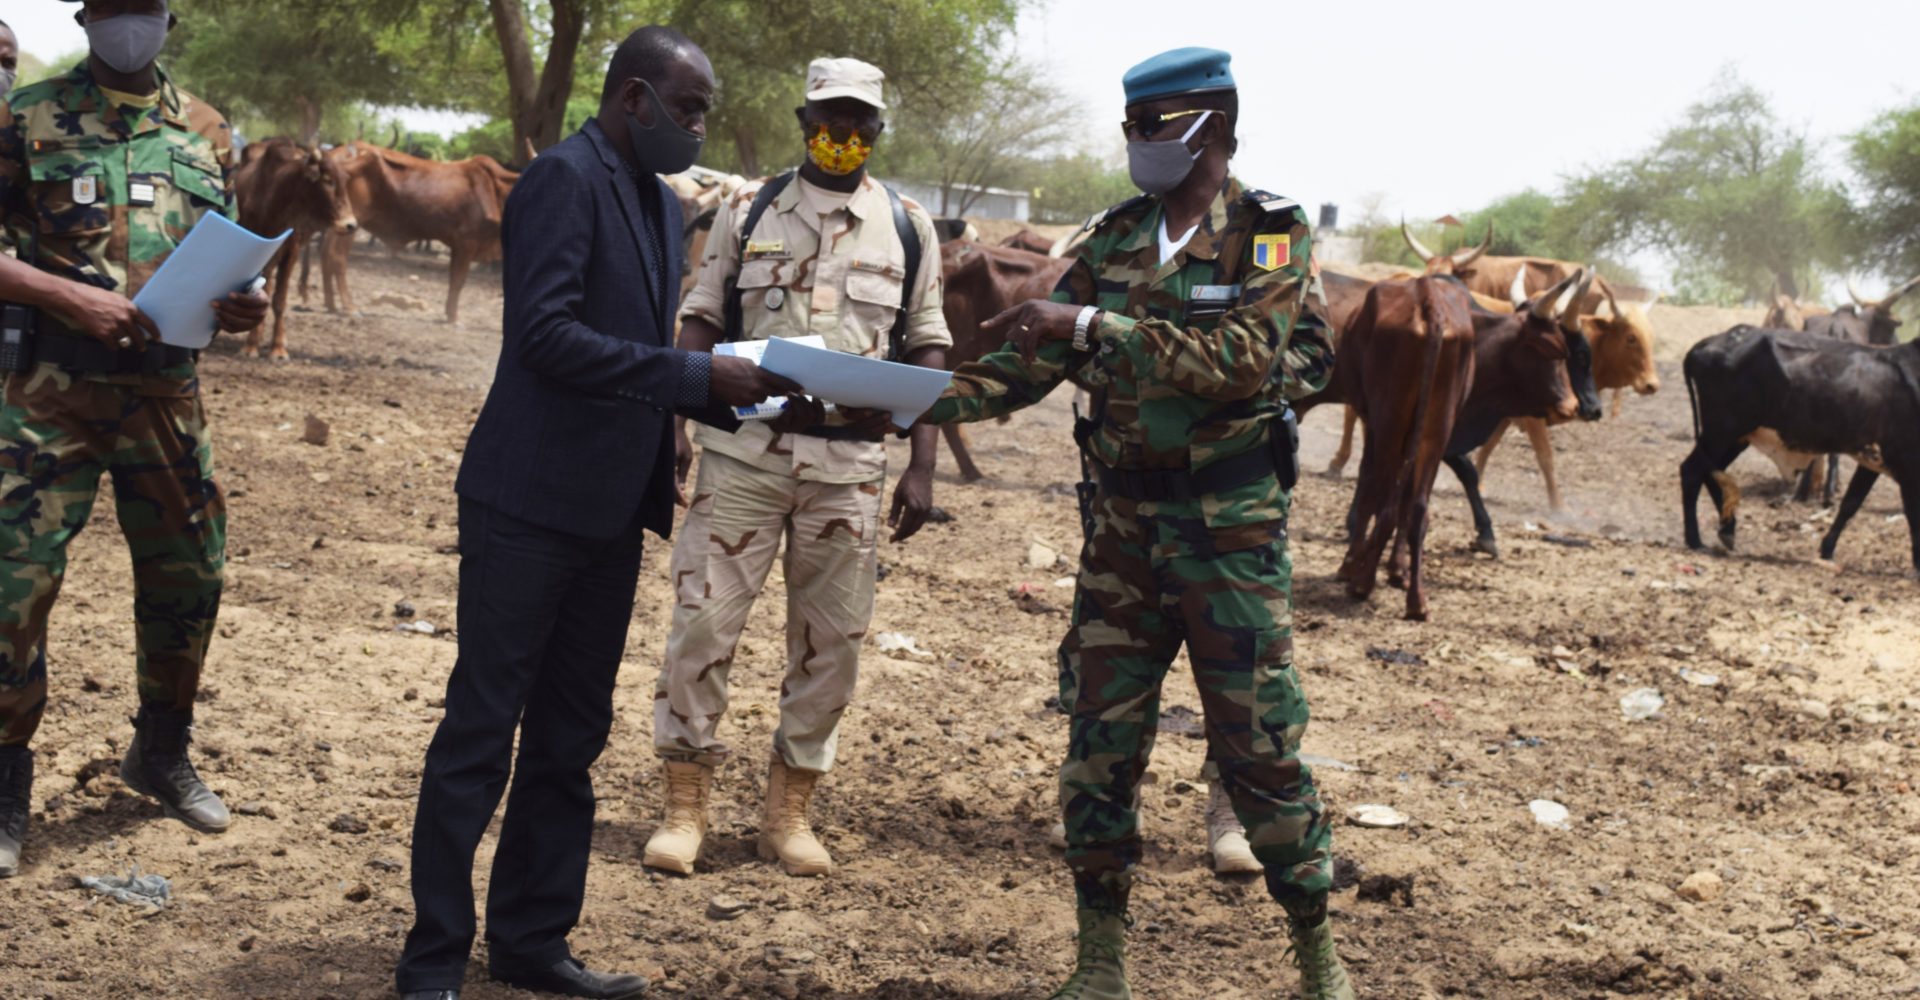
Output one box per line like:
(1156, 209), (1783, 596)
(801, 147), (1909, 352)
(919, 47), (1354, 1000)
(0, 0), (269, 878)
(645, 56), (951, 879)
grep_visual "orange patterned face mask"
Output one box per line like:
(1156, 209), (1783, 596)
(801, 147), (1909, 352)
(806, 125), (872, 176)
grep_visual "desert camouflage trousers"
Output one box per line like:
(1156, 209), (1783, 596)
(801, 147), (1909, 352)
(654, 450), (880, 774)
(1058, 489), (1331, 914)
(0, 364), (225, 746)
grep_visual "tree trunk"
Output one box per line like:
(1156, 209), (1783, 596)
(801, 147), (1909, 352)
(732, 124), (759, 179)
(294, 96), (322, 147)
(487, 0), (586, 156)
(1773, 266), (1800, 300)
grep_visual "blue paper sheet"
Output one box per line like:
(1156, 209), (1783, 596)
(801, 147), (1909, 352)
(132, 213), (290, 349)
(759, 337), (952, 429)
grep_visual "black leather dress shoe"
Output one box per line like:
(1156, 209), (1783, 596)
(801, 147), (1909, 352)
(492, 958), (648, 998)
(399, 991), (459, 1000)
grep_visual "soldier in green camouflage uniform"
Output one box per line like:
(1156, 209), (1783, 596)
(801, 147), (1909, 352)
(918, 47), (1353, 1000)
(0, 0), (269, 878)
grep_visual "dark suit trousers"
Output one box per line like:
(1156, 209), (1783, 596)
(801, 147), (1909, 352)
(395, 497), (645, 991)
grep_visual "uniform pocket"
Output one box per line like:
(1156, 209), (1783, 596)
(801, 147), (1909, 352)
(843, 267), (905, 354)
(168, 147), (227, 207)
(27, 158), (111, 237)
(735, 260), (801, 338)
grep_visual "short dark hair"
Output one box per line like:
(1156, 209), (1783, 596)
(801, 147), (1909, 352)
(601, 26), (695, 106)
(1189, 89), (1238, 157)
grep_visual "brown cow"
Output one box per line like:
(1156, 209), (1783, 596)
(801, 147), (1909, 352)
(1760, 293), (1830, 332)
(1470, 284), (1660, 510)
(233, 137), (358, 359)
(936, 240), (1074, 480)
(999, 229), (1056, 255)
(1402, 221), (1619, 316)
(1321, 276), (1476, 621)
(313, 142), (518, 324)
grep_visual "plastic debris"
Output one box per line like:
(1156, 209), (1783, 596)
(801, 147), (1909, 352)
(1026, 541), (1059, 569)
(1346, 804), (1409, 828)
(875, 632), (935, 661)
(80, 863), (171, 908)
(1299, 752), (1362, 773)
(1529, 799), (1571, 830)
(1620, 687), (1665, 721)
(1677, 667), (1720, 687)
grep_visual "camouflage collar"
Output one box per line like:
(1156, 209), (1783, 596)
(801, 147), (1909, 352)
(1120, 174), (1244, 263)
(57, 60), (189, 138)
(773, 171), (882, 222)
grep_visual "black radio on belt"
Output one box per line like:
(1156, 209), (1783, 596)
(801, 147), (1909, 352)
(0, 304), (35, 373)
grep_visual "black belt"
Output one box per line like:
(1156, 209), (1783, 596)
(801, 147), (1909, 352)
(796, 425), (884, 443)
(1092, 447), (1276, 503)
(34, 312), (195, 373)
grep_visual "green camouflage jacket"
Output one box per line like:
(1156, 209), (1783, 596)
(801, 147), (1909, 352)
(924, 175), (1334, 530)
(0, 61), (236, 300)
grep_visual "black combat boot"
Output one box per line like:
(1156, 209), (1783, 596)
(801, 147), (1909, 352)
(0, 746), (29, 877)
(121, 704), (230, 833)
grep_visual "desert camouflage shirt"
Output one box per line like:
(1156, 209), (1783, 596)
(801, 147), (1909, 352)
(925, 174), (1334, 531)
(681, 171), (951, 484)
(0, 61), (236, 298)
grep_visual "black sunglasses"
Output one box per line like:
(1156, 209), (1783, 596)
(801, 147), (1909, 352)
(1120, 109), (1208, 141)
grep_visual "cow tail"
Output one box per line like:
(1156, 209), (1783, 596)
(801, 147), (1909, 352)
(1684, 354), (1701, 443)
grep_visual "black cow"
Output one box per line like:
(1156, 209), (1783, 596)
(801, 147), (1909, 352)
(1680, 324), (1920, 572)
(1806, 272), (1920, 346)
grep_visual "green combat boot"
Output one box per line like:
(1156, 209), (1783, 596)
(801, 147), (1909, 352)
(1286, 911), (1356, 1000)
(1046, 909), (1130, 1000)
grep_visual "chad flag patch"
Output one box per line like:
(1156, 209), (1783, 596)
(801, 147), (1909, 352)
(1252, 234), (1290, 271)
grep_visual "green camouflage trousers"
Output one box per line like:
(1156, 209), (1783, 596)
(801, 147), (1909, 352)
(1058, 492), (1331, 914)
(0, 363), (226, 746)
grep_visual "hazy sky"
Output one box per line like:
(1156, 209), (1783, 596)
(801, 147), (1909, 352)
(11, 0), (1916, 276)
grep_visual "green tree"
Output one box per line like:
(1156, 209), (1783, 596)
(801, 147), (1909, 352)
(881, 58), (1078, 215)
(1848, 100), (1920, 283)
(1026, 150), (1135, 225)
(1552, 69), (1848, 299)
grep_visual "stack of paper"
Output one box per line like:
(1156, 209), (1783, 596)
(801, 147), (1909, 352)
(714, 335), (826, 420)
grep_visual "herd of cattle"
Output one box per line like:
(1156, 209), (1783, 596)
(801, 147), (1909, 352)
(224, 142), (1920, 619)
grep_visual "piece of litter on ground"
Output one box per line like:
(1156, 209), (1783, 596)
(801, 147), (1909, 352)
(1347, 804), (1409, 828)
(1053, 576), (1077, 588)
(1541, 534), (1592, 548)
(1299, 752), (1362, 773)
(1365, 646), (1425, 667)
(1620, 687), (1664, 721)
(1025, 541), (1058, 569)
(80, 863), (171, 908)
(1529, 799), (1571, 830)
(1678, 667), (1720, 687)
(874, 632), (935, 661)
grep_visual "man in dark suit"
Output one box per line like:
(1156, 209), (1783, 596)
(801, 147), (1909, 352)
(394, 27), (798, 1000)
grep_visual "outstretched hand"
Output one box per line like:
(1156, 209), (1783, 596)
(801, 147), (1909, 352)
(709, 354), (802, 408)
(981, 300), (1084, 361)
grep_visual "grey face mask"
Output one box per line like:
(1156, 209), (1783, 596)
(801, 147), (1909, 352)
(1126, 110), (1211, 195)
(0, 70), (16, 95)
(625, 78), (704, 176)
(86, 13), (171, 75)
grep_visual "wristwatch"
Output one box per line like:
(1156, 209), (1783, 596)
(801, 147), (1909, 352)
(1072, 305), (1101, 351)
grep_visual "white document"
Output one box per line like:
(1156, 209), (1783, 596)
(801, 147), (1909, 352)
(713, 335), (826, 419)
(760, 337), (952, 429)
(132, 213), (290, 349)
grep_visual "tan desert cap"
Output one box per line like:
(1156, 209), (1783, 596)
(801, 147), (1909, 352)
(805, 56), (886, 110)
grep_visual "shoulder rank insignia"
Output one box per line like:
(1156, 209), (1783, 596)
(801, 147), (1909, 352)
(1080, 193), (1151, 233)
(1244, 189), (1300, 215)
(1252, 234), (1290, 272)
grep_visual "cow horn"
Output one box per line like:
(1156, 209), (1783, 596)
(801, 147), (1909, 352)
(1848, 271), (1873, 308)
(1509, 265), (1530, 310)
(1451, 221), (1493, 269)
(390, 124), (401, 149)
(1883, 272), (1920, 308)
(522, 137), (538, 162)
(1602, 282), (1622, 319)
(1400, 219), (1436, 264)
(1532, 268), (1584, 322)
(1558, 268), (1595, 327)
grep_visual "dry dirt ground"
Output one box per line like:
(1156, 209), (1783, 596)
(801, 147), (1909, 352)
(3, 248), (1919, 1000)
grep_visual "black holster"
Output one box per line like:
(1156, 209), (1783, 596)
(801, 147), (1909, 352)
(1072, 405), (1099, 545)
(1271, 406), (1300, 492)
(0, 304), (34, 373)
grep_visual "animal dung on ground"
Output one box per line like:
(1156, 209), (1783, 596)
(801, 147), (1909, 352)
(1355, 873), (1416, 906)
(1347, 804), (1410, 828)
(1156, 704), (1203, 735)
(302, 414), (330, 446)
(1620, 687), (1665, 721)
(1529, 799), (1571, 830)
(1365, 646), (1425, 667)
(706, 893), (752, 921)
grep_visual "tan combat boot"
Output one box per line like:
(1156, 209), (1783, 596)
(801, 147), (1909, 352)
(1205, 783), (1263, 873)
(757, 752), (832, 876)
(642, 760), (713, 875)
(1046, 909), (1130, 1000)
(1287, 911), (1357, 1000)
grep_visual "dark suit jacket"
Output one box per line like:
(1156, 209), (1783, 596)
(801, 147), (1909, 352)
(456, 118), (736, 541)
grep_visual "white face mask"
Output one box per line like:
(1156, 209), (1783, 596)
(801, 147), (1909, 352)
(86, 12), (171, 75)
(0, 69), (16, 95)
